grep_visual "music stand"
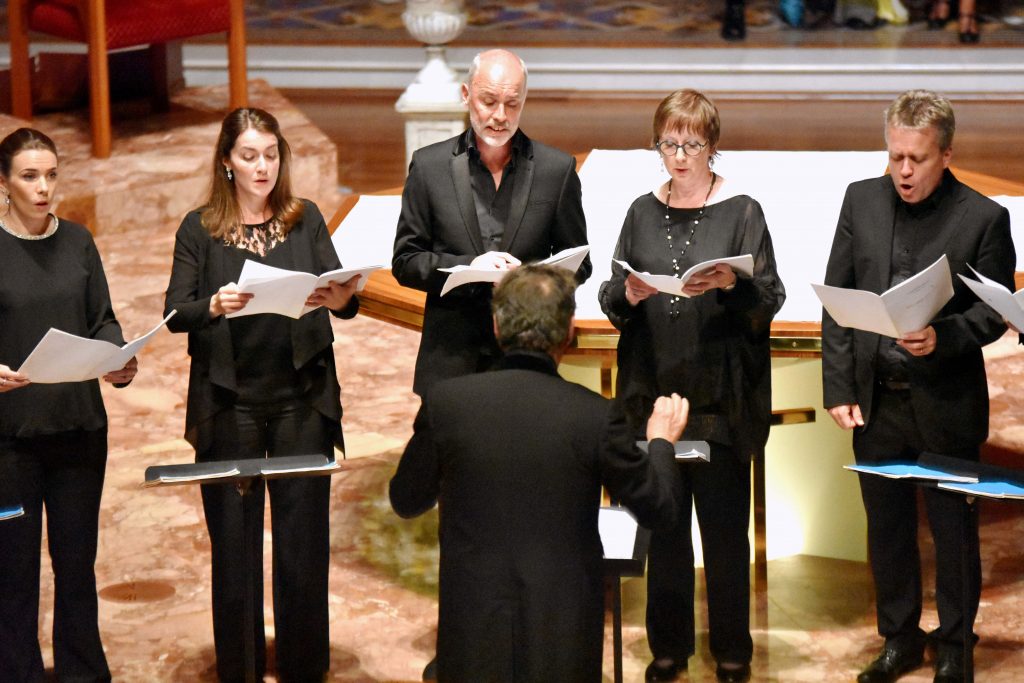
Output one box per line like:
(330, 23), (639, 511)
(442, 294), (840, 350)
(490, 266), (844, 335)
(600, 440), (709, 683)
(144, 454), (342, 683)
(850, 452), (1024, 683)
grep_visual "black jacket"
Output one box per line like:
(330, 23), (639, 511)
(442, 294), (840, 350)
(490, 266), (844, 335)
(163, 200), (358, 453)
(822, 171), (1014, 452)
(392, 130), (591, 396)
(390, 351), (680, 683)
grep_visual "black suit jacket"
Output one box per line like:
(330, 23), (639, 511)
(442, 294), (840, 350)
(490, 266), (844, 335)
(822, 171), (1014, 453)
(392, 130), (591, 396)
(163, 201), (358, 454)
(389, 352), (680, 683)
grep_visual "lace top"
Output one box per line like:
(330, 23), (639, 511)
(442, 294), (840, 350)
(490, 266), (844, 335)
(223, 218), (287, 256)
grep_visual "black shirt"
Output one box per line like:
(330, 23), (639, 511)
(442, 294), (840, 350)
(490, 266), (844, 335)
(875, 172), (954, 382)
(465, 129), (525, 252)
(0, 219), (124, 438)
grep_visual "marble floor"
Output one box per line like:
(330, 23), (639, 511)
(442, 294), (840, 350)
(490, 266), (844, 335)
(7, 85), (1024, 682)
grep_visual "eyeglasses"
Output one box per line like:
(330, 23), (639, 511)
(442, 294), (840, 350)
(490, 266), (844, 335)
(655, 140), (708, 158)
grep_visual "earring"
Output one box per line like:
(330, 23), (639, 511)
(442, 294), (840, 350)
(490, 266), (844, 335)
(3, 193), (8, 205)
(226, 168), (233, 181)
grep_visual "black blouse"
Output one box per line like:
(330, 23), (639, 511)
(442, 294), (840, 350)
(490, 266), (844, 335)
(599, 192), (786, 461)
(0, 219), (124, 438)
(163, 200), (359, 453)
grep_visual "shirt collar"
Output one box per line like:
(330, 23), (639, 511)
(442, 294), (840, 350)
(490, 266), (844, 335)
(463, 129), (526, 168)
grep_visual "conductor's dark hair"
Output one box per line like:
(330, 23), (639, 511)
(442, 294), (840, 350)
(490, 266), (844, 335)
(492, 264), (576, 354)
(0, 128), (58, 177)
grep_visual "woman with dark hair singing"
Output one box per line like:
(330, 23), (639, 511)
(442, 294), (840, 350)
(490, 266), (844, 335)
(0, 127), (137, 682)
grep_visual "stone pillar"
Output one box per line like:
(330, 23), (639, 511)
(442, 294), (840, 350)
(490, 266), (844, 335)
(396, 0), (468, 171)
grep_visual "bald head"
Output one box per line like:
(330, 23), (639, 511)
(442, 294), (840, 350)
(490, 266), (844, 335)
(462, 50), (528, 149)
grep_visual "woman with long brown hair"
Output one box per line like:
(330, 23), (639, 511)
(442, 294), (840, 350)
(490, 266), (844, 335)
(164, 108), (360, 682)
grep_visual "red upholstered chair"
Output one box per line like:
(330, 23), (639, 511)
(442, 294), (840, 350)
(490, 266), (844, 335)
(8, 0), (248, 158)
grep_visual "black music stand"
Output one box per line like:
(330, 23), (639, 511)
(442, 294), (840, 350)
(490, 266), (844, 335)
(851, 452), (1024, 683)
(601, 440), (709, 683)
(144, 454), (342, 683)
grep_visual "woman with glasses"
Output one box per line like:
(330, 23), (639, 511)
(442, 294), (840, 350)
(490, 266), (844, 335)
(599, 90), (785, 683)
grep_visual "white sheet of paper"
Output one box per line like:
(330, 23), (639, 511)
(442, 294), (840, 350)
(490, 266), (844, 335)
(330, 195), (403, 268)
(599, 507), (640, 561)
(541, 244), (591, 272)
(17, 312), (176, 384)
(812, 255), (953, 338)
(229, 260), (381, 319)
(614, 254), (754, 297)
(958, 264), (1024, 331)
(438, 245), (591, 296)
(437, 265), (508, 296)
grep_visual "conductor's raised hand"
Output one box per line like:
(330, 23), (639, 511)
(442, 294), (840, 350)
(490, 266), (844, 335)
(470, 251), (521, 271)
(646, 393), (690, 443)
(307, 275), (360, 311)
(625, 273), (658, 306)
(0, 364), (30, 393)
(103, 356), (138, 385)
(209, 283), (253, 319)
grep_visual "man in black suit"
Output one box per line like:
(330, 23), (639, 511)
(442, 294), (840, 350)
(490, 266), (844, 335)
(390, 264), (688, 683)
(822, 89), (1015, 683)
(392, 48), (591, 398)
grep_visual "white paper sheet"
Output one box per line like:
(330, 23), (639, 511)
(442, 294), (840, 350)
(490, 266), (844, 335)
(614, 254), (754, 297)
(331, 195), (403, 267)
(958, 264), (1024, 331)
(228, 261), (382, 319)
(599, 507), (639, 561)
(439, 245), (591, 296)
(18, 312), (176, 384)
(991, 196), (1024, 270)
(812, 255), (953, 338)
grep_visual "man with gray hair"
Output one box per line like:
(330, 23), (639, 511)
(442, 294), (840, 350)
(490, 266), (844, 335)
(392, 48), (591, 399)
(822, 90), (1015, 683)
(390, 265), (688, 682)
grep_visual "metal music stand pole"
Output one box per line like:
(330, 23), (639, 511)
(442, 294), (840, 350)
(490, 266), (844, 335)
(144, 454), (342, 683)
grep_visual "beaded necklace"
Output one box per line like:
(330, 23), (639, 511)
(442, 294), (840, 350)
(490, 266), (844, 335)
(0, 213), (59, 240)
(664, 172), (716, 319)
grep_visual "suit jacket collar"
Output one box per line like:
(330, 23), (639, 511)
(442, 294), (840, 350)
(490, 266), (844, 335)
(449, 130), (536, 256)
(495, 349), (560, 377)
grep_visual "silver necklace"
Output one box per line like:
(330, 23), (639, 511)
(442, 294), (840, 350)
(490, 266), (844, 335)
(664, 172), (716, 319)
(0, 213), (59, 240)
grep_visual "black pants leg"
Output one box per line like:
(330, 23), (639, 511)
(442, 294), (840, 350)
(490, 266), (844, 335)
(0, 430), (110, 683)
(692, 444), (753, 665)
(646, 442), (752, 665)
(853, 386), (979, 648)
(201, 402), (332, 682)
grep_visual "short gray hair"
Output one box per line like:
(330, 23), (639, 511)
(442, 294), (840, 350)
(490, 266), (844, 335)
(884, 89), (955, 151)
(492, 264), (575, 354)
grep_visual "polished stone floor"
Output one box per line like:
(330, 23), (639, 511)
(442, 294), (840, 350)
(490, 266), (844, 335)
(7, 85), (1024, 682)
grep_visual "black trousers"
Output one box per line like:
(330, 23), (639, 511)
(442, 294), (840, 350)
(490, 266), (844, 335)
(646, 442), (753, 665)
(200, 401), (333, 683)
(853, 385), (981, 651)
(0, 429), (111, 683)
